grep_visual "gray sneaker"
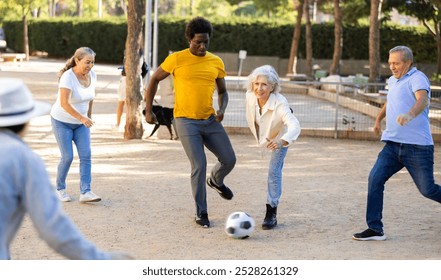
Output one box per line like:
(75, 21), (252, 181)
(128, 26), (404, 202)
(79, 191), (101, 203)
(56, 189), (72, 202)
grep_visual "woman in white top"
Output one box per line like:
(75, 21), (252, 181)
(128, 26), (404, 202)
(245, 65), (301, 229)
(50, 47), (101, 203)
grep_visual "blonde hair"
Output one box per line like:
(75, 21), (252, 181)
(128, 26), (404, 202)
(246, 65), (281, 94)
(58, 47), (96, 80)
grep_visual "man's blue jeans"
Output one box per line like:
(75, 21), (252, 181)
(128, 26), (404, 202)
(367, 141), (441, 232)
(51, 117), (92, 194)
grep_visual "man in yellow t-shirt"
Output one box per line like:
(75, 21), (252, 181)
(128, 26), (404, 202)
(144, 17), (236, 228)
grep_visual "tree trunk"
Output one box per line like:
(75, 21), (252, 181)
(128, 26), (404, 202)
(436, 20), (440, 76)
(23, 15), (29, 61)
(124, 0), (144, 140)
(329, 0), (342, 75)
(435, 21), (441, 75)
(77, 0), (83, 17)
(369, 0), (382, 82)
(98, 0), (103, 18)
(304, 0), (313, 79)
(422, 19), (441, 76)
(287, 0), (304, 75)
(48, 0), (55, 17)
(120, 0), (127, 15)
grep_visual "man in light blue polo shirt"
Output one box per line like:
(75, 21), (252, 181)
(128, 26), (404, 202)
(353, 45), (441, 241)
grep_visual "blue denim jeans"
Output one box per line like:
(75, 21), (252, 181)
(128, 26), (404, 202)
(367, 141), (441, 232)
(174, 116), (236, 216)
(51, 117), (92, 194)
(267, 146), (288, 208)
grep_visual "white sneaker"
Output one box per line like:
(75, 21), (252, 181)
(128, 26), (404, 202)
(79, 191), (101, 203)
(56, 189), (72, 202)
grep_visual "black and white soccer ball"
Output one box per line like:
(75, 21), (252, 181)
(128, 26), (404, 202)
(225, 211), (255, 239)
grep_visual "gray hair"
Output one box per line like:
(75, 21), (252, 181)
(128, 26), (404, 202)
(246, 65), (281, 94)
(389, 45), (413, 64)
(58, 47), (96, 79)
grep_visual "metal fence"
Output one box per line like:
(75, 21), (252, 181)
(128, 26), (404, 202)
(220, 78), (441, 142)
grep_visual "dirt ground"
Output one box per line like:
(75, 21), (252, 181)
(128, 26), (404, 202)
(2, 58), (441, 260)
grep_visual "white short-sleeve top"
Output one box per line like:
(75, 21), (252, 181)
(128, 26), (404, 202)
(50, 69), (96, 124)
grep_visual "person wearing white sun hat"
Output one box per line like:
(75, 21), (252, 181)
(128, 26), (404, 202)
(0, 78), (132, 259)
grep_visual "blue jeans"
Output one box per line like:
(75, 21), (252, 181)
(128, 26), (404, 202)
(174, 116), (236, 216)
(267, 146), (288, 208)
(367, 141), (441, 232)
(51, 117), (92, 194)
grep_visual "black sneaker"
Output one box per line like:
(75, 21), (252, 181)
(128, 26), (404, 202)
(352, 228), (386, 241)
(207, 178), (233, 200)
(195, 213), (210, 228)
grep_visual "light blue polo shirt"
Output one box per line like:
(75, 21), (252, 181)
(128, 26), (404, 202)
(381, 67), (433, 145)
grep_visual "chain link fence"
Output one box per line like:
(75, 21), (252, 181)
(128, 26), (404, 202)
(221, 78), (441, 142)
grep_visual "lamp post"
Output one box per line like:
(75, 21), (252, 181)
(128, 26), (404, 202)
(152, 0), (159, 70)
(144, 0), (152, 83)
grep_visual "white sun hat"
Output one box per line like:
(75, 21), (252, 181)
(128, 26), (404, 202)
(0, 78), (51, 127)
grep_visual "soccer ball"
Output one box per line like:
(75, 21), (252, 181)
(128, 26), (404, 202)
(225, 211), (255, 239)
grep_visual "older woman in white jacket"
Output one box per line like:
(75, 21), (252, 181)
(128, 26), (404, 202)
(245, 65), (301, 230)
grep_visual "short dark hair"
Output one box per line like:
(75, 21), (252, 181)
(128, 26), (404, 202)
(185, 17), (212, 41)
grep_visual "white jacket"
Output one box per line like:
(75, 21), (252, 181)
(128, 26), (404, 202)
(246, 91), (301, 147)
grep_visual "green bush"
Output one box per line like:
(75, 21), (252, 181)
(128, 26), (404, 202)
(2, 16), (435, 64)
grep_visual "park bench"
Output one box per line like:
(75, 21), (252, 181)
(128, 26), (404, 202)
(1, 53), (26, 62)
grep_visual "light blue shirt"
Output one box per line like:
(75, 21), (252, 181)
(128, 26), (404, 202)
(0, 129), (110, 259)
(381, 67), (433, 145)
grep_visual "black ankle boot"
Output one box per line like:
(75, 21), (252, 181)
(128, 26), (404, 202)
(262, 204), (277, 230)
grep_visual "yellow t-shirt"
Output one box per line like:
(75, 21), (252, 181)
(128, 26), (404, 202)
(160, 49), (226, 119)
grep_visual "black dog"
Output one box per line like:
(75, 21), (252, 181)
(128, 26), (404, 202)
(143, 105), (176, 140)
